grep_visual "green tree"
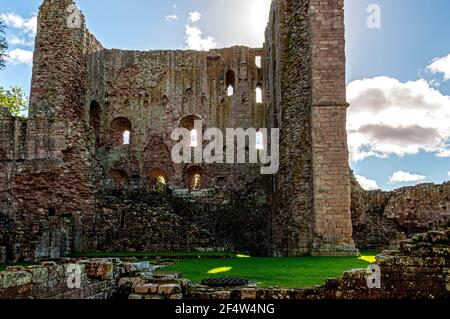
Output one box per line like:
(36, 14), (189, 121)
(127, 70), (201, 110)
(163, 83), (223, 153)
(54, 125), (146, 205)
(0, 21), (7, 70)
(0, 86), (28, 117)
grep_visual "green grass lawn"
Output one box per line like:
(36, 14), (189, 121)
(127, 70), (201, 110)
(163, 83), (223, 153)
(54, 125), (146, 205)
(163, 251), (379, 289)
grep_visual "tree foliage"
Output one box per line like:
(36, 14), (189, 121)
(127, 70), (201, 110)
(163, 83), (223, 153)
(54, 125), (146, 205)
(0, 86), (28, 117)
(0, 21), (7, 70)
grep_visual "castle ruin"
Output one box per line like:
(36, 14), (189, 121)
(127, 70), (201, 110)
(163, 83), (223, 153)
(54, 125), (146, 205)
(0, 0), (448, 263)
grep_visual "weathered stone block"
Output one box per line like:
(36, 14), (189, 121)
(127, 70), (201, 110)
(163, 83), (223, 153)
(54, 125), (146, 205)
(158, 284), (182, 295)
(240, 288), (257, 299)
(83, 261), (113, 280)
(0, 271), (32, 288)
(118, 277), (144, 288)
(135, 283), (159, 294)
(27, 267), (49, 284)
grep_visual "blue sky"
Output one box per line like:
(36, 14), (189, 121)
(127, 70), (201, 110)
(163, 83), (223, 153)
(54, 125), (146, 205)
(0, 0), (449, 190)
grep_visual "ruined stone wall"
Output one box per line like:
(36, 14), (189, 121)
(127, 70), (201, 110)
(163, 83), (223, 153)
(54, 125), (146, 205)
(87, 47), (266, 191)
(351, 174), (450, 249)
(1, 0), (357, 261)
(84, 189), (270, 256)
(265, 0), (315, 257)
(0, 0), (104, 262)
(265, 0), (355, 256)
(1, 0), (105, 216)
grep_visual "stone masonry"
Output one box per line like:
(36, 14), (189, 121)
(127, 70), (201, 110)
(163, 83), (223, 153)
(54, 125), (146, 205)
(1, 0), (358, 261)
(351, 173), (450, 249)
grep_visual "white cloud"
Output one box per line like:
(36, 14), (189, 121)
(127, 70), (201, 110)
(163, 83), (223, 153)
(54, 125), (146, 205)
(8, 35), (33, 47)
(185, 25), (217, 51)
(427, 53), (450, 81)
(437, 149), (450, 158)
(0, 13), (37, 35)
(388, 171), (426, 184)
(347, 76), (450, 161)
(6, 48), (33, 65)
(188, 12), (201, 23)
(355, 175), (379, 190)
(448, 171), (450, 178)
(165, 14), (178, 22)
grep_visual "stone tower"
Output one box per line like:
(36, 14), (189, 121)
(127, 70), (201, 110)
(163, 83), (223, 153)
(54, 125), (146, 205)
(265, 0), (357, 256)
(22, 0), (103, 215)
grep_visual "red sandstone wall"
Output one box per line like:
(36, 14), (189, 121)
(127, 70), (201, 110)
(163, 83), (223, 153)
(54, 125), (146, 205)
(86, 47), (266, 191)
(265, 0), (315, 257)
(265, 0), (355, 256)
(309, 0), (354, 254)
(351, 173), (450, 249)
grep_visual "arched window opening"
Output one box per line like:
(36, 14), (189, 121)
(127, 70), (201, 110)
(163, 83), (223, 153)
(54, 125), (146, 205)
(193, 174), (201, 191)
(255, 56), (262, 68)
(150, 168), (167, 192)
(226, 70), (235, 97)
(227, 85), (234, 97)
(180, 115), (203, 147)
(89, 101), (101, 146)
(190, 129), (198, 147)
(184, 166), (204, 191)
(110, 117), (132, 146)
(123, 130), (130, 145)
(256, 131), (264, 150)
(256, 86), (263, 104)
(157, 175), (166, 185)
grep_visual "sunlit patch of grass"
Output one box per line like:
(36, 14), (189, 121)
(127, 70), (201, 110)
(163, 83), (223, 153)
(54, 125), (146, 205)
(207, 266), (232, 274)
(359, 250), (379, 264)
(236, 254), (251, 258)
(359, 255), (376, 263)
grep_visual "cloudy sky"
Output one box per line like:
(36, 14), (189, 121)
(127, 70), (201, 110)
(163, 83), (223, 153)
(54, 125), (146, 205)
(0, 0), (449, 190)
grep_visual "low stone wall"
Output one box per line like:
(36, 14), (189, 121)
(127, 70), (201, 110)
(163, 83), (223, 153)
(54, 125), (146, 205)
(0, 258), (154, 299)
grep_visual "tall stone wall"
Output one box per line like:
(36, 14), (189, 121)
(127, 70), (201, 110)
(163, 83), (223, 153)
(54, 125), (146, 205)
(265, 0), (355, 256)
(0, 0), (104, 261)
(309, 0), (354, 254)
(87, 47), (267, 191)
